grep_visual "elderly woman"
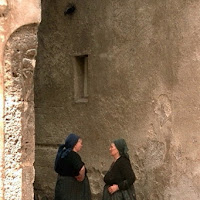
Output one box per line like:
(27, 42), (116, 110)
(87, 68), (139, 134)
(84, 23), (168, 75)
(102, 139), (136, 200)
(54, 133), (91, 200)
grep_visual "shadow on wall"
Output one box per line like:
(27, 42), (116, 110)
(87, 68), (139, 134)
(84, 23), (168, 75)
(34, 194), (49, 200)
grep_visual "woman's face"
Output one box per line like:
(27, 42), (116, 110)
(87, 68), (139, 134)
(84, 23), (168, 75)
(109, 143), (119, 157)
(73, 139), (83, 152)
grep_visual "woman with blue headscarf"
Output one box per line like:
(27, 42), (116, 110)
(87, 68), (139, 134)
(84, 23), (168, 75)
(102, 138), (137, 200)
(54, 133), (91, 200)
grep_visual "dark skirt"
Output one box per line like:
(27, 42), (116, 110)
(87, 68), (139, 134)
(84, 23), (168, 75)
(102, 185), (136, 200)
(54, 175), (91, 200)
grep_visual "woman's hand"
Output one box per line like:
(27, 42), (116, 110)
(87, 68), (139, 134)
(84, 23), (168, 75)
(108, 184), (119, 194)
(75, 166), (85, 182)
(75, 174), (83, 181)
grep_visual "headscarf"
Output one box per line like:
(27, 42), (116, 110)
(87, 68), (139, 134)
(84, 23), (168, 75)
(54, 133), (80, 173)
(62, 133), (80, 158)
(113, 138), (129, 159)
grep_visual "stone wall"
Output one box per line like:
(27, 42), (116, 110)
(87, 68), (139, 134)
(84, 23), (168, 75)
(4, 24), (38, 200)
(34, 0), (200, 200)
(0, 0), (40, 199)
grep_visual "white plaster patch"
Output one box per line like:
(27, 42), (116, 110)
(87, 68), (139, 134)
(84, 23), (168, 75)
(0, 35), (5, 42)
(155, 94), (171, 127)
(0, 0), (7, 7)
(145, 140), (165, 169)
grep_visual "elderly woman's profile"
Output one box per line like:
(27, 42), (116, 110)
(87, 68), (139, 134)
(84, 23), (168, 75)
(102, 138), (137, 200)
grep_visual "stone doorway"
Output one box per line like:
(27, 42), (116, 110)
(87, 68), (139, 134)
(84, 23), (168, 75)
(2, 1), (200, 200)
(0, 0), (40, 199)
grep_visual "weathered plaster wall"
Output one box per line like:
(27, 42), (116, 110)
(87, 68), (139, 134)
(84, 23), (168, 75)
(0, 0), (40, 199)
(35, 0), (200, 200)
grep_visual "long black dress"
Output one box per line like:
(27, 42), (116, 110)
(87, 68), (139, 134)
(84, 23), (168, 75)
(102, 156), (136, 200)
(54, 151), (91, 200)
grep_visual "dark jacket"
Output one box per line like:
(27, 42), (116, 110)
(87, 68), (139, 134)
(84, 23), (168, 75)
(104, 156), (136, 190)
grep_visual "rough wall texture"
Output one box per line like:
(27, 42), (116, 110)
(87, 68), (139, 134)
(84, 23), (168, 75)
(34, 0), (200, 200)
(0, 0), (40, 199)
(0, 1), (9, 198)
(4, 24), (38, 200)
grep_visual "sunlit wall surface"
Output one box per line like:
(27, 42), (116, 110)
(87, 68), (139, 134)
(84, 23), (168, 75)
(0, 0), (40, 199)
(34, 1), (200, 200)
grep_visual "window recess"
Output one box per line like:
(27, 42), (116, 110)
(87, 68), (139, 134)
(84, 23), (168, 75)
(73, 55), (88, 103)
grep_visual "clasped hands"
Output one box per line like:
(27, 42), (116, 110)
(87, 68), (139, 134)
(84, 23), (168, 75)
(108, 184), (119, 194)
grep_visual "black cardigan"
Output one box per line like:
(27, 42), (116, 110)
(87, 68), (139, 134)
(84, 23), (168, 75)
(58, 151), (84, 177)
(104, 156), (136, 190)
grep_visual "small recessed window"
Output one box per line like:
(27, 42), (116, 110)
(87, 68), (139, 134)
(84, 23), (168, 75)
(73, 55), (88, 103)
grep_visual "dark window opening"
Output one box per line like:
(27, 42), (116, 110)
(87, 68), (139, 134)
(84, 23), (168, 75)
(73, 55), (88, 103)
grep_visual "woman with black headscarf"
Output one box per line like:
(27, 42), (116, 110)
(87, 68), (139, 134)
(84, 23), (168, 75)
(102, 139), (137, 200)
(54, 133), (91, 200)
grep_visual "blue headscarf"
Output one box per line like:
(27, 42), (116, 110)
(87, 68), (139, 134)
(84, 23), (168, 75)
(54, 133), (80, 173)
(113, 138), (129, 159)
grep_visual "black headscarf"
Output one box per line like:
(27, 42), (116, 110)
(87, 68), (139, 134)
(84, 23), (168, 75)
(54, 133), (80, 173)
(113, 138), (129, 159)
